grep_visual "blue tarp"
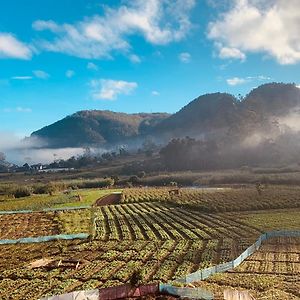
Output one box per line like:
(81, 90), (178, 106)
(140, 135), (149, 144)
(0, 233), (89, 245)
(159, 284), (214, 300)
(0, 206), (90, 215)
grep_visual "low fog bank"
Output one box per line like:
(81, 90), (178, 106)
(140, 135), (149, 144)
(7, 147), (85, 165)
(160, 107), (300, 171)
(3, 101), (300, 169)
(0, 132), (85, 165)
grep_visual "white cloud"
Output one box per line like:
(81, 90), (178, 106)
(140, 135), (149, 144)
(3, 107), (32, 113)
(32, 20), (61, 32)
(90, 79), (138, 100)
(0, 33), (32, 60)
(218, 46), (246, 61)
(11, 76), (32, 80)
(33, 70), (50, 79)
(16, 107), (32, 113)
(152, 90), (160, 96)
(87, 62), (99, 71)
(248, 75), (272, 81)
(179, 52), (191, 63)
(226, 75), (272, 86)
(227, 77), (247, 86)
(129, 54), (141, 64)
(32, 0), (195, 59)
(65, 70), (75, 78)
(208, 0), (300, 65)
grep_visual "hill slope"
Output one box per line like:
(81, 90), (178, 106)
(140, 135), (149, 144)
(152, 92), (239, 139)
(31, 83), (300, 148)
(31, 110), (170, 147)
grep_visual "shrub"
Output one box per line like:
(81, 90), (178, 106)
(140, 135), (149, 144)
(32, 184), (49, 194)
(70, 178), (114, 189)
(129, 175), (140, 184)
(13, 186), (32, 198)
(0, 184), (18, 196)
(137, 171), (146, 178)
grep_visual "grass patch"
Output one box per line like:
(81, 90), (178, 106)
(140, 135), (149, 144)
(0, 188), (121, 211)
(231, 208), (300, 231)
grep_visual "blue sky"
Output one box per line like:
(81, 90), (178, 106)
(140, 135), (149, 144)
(1, 0), (300, 137)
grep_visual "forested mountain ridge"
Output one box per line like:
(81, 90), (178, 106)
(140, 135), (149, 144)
(31, 110), (170, 148)
(31, 83), (300, 148)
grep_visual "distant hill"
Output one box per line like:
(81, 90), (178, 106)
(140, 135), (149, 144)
(31, 83), (300, 148)
(243, 83), (300, 117)
(31, 110), (170, 148)
(151, 92), (239, 139)
(153, 83), (300, 140)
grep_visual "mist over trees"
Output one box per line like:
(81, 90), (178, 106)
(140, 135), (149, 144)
(4, 82), (300, 171)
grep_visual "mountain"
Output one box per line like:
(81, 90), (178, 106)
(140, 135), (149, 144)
(31, 83), (300, 148)
(151, 93), (239, 139)
(31, 110), (170, 148)
(243, 83), (300, 117)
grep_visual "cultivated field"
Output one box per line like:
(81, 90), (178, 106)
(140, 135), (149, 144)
(0, 186), (299, 299)
(0, 212), (59, 239)
(0, 188), (119, 211)
(194, 236), (300, 299)
(0, 237), (255, 299)
(122, 186), (300, 213)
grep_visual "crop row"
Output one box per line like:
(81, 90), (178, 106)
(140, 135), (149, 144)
(121, 187), (300, 213)
(232, 237), (300, 276)
(0, 212), (59, 240)
(0, 237), (250, 299)
(91, 202), (260, 241)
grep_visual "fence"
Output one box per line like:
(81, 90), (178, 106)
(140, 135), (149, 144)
(223, 289), (256, 300)
(99, 283), (158, 300)
(0, 233), (89, 245)
(40, 289), (99, 300)
(41, 284), (158, 300)
(176, 230), (300, 284)
(0, 206), (91, 215)
(159, 284), (214, 300)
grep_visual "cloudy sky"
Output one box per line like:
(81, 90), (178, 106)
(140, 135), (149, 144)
(1, 0), (300, 136)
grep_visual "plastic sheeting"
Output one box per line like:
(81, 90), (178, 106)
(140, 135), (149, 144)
(0, 206), (90, 215)
(99, 284), (158, 300)
(0, 209), (33, 215)
(159, 284), (214, 300)
(224, 289), (255, 300)
(0, 233), (89, 245)
(41, 285), (158, 300)
(40, 289), (99, 300)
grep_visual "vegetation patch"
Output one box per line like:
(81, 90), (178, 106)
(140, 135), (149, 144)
(122, 186), (300, 213)
(230, 208), (300, 232)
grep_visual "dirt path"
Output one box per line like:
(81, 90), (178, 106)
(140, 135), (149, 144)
(94, 193), (122, 206)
